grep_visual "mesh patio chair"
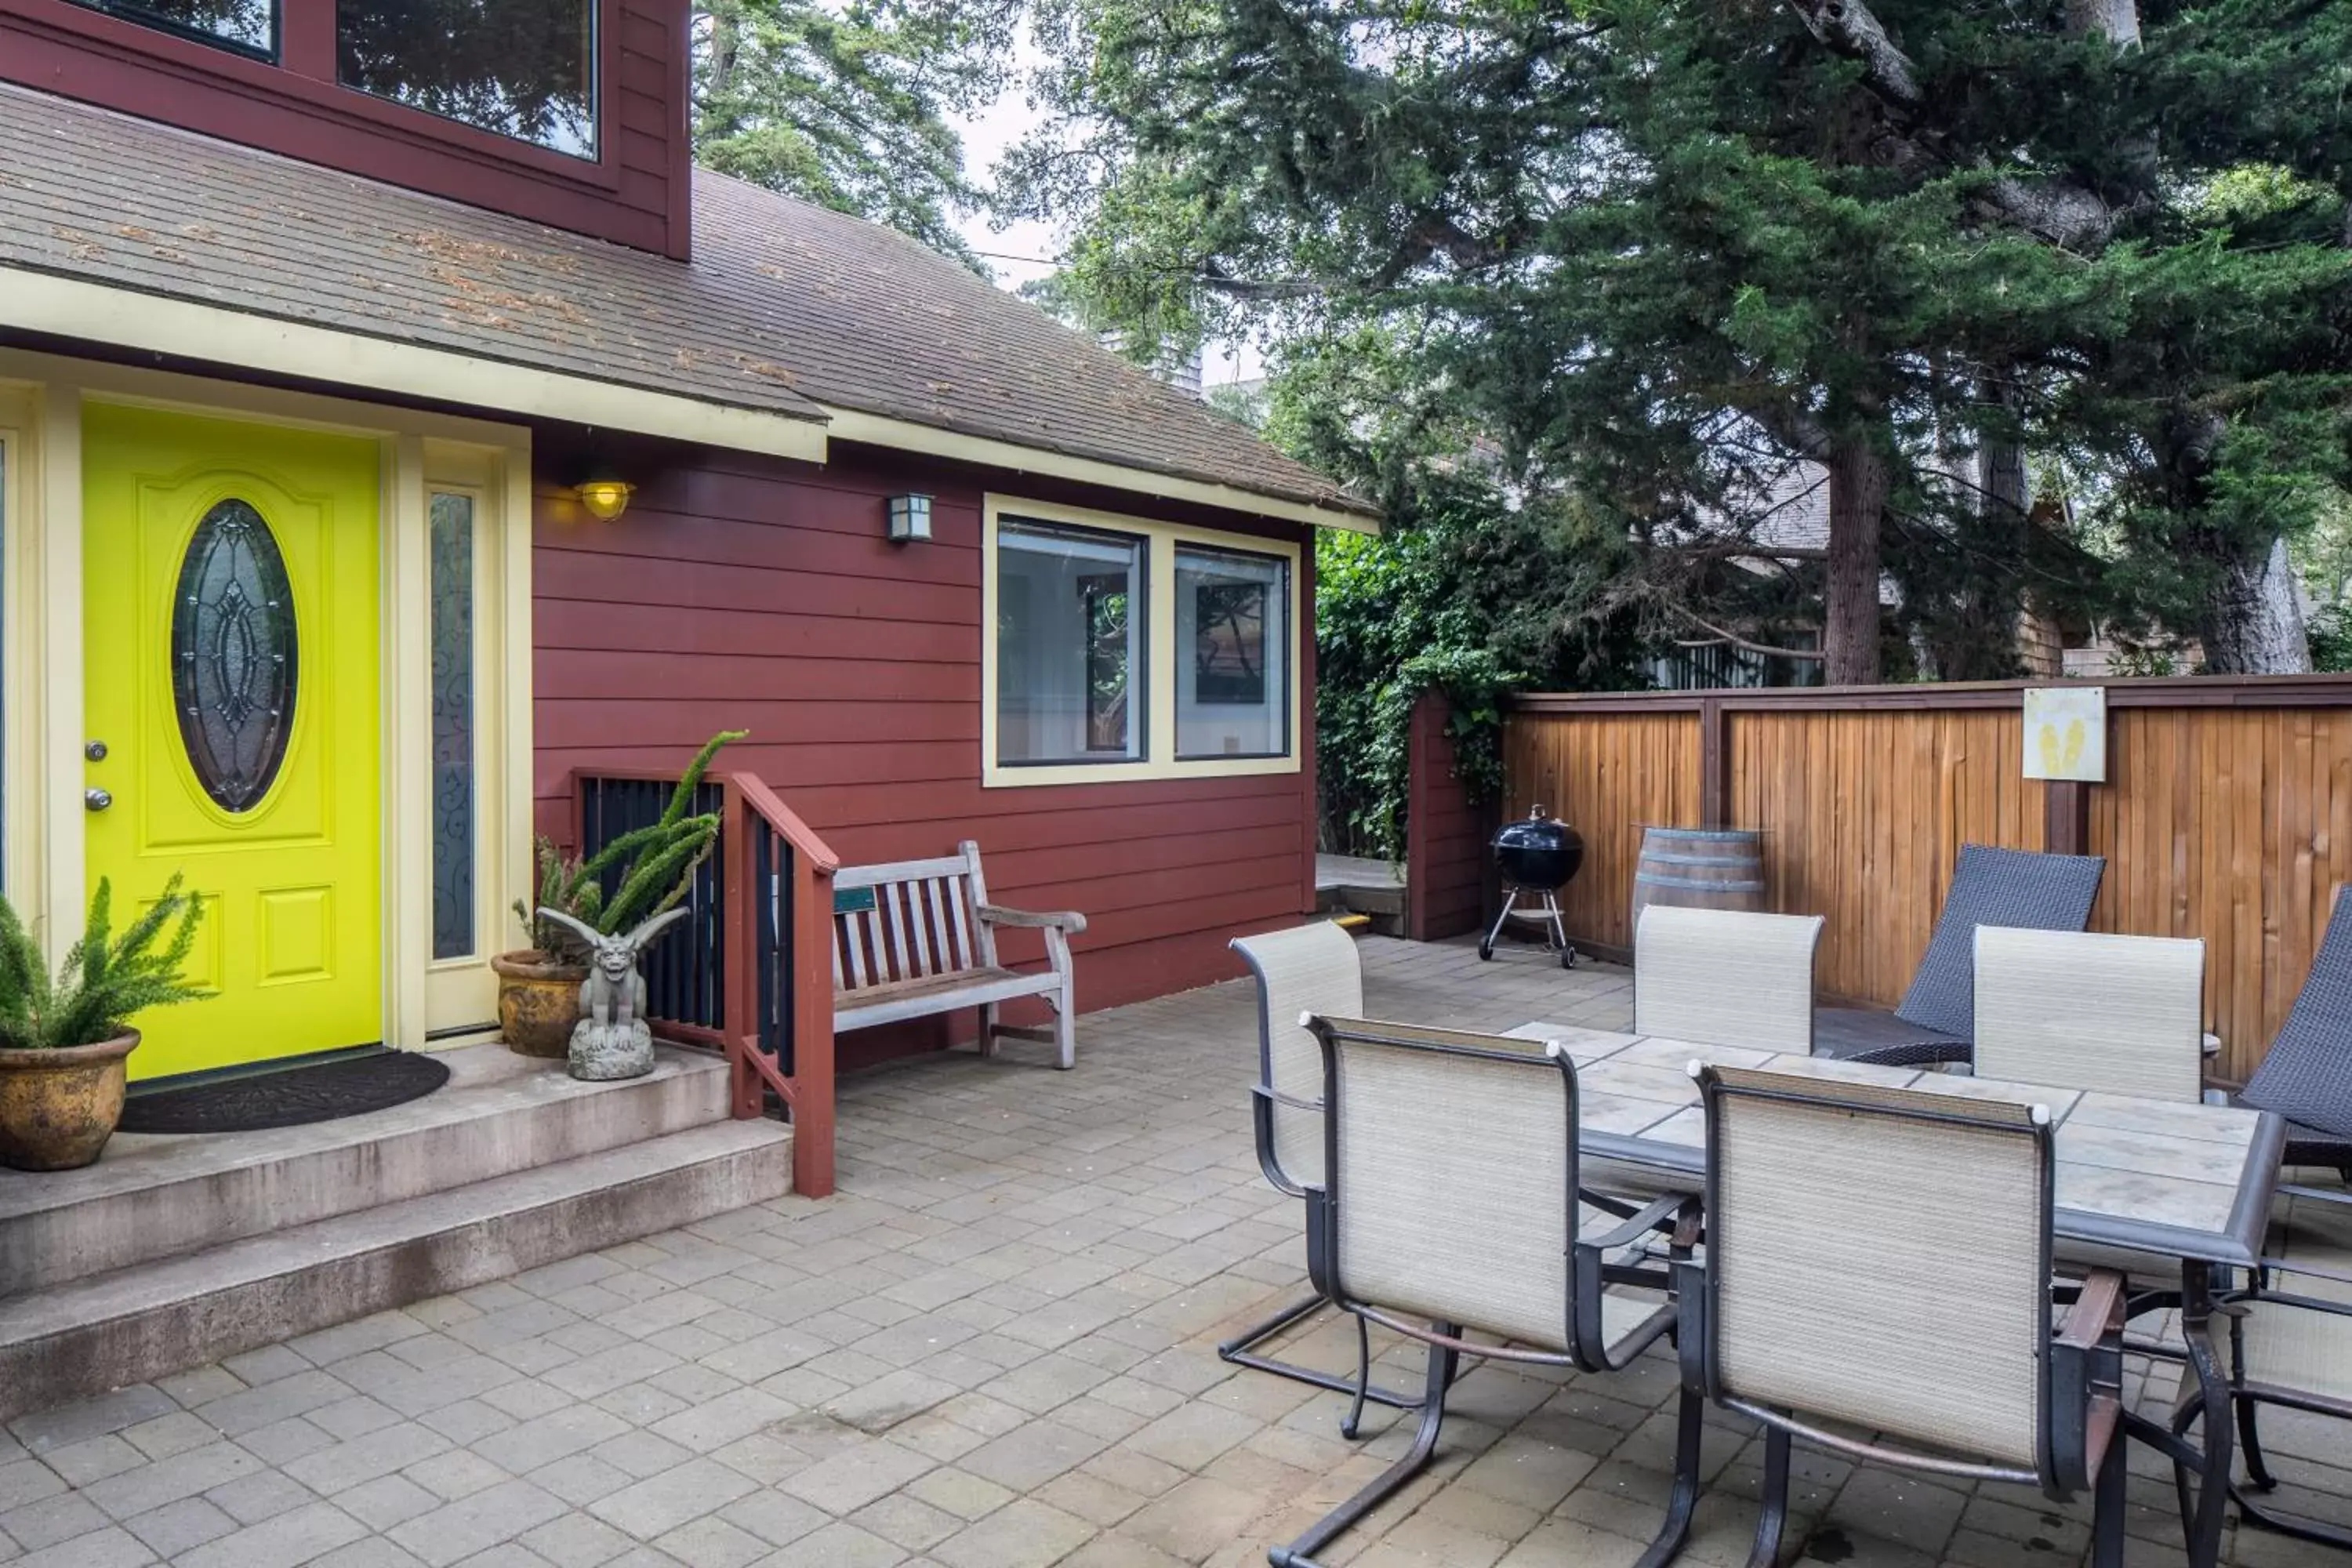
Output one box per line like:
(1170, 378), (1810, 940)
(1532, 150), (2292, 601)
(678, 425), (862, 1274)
(1269, 1015), (1703, 1568)
(1674, 1065), (2132, 1568)
(1813, 844), (2106, 1068)
(2212, 1184), (2352, 1548)
(1973, 927), (2208, 1104)
(1224, 924), (1417, 1432)
(2238, 884), (2352, 1182)
(1635, 906), (1824, 1052)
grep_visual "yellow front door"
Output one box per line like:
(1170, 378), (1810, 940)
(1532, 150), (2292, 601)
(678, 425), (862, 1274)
(83, 405), (384, 1080)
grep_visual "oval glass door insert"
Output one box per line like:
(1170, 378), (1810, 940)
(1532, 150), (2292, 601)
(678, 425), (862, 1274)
(172, 499), (298, 812)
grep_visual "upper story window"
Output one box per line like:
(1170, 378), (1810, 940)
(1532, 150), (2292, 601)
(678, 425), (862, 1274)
(337, 0), (598, 157)
(74, 0), (274, 56)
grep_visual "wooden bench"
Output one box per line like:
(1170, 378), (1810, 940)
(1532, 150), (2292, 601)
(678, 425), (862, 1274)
(832, 840), (1088, 1069)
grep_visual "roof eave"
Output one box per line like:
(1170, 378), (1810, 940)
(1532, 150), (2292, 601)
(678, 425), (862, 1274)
(818, 404), (1381, 535)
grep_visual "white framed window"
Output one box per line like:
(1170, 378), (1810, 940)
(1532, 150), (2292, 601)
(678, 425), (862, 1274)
(982, 495), (1301, 787)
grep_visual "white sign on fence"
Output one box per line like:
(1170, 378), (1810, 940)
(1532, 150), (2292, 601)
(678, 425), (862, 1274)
(2023, 686), (2107, 782)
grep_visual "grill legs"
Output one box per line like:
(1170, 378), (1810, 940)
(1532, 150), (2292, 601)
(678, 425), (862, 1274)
(1479, 887), (1576, 968)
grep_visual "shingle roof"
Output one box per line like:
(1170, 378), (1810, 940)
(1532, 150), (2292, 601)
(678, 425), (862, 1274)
(0, 83), (1373, 520)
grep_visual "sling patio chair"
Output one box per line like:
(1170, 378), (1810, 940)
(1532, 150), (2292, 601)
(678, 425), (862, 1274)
(1671, 1064), (2133, 1568)
(1813, 844), (2106, 1068)
(2211, 1182), (2352, 1549)
(1269, 1014), (1703, 1568)
(1635, 904), (1824, 1052)
(1973, 927), (2209, 1105)
(1223, 924), (1418, 1433)
(2238, 884), (2352, 1184)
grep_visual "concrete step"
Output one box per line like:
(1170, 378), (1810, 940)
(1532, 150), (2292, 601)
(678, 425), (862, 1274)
(0, 1119), (792, 1422)
(0, 1044), (733, 1295)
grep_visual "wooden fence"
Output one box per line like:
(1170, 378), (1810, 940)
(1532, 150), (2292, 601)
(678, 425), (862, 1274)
(1455, 676), (2352, 1085)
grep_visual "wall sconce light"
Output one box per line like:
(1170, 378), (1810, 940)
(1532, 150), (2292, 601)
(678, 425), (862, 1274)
(887, 493), (933, 543)
(576, 477), (635, 522)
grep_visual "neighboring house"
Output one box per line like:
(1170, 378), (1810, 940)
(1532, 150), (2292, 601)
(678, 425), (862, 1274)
(0, 0), (1376, 1096)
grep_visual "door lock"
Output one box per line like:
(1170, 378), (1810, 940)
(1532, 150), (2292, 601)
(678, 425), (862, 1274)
(85, 740), (108, 762)
(84, 788), (113, 812)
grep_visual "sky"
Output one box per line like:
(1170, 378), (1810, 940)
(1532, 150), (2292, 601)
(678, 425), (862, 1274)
(946, 76), (1264, 391)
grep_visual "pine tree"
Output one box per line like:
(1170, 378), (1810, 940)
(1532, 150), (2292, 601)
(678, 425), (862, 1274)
(694, 0), (1020, 267)
(1004, 0), (2352, 680)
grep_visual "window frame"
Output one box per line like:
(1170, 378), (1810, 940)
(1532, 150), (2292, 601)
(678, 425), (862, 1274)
(992, 516), (1151, 772)
(981, 495), (1302, 789)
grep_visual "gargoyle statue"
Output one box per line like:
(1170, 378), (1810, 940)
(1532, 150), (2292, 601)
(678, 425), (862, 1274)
(535, 906), (691, 1080)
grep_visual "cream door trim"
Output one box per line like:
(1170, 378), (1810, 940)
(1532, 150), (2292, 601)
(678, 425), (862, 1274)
(0, 348), (532, 1054)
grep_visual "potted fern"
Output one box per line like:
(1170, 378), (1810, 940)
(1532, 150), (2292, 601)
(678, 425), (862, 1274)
(494, 730), (742, 1057)
(0, 874), (207, 1171)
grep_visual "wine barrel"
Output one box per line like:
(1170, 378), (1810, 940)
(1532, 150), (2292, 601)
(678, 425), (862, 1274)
(1630, 826), (1766, 931)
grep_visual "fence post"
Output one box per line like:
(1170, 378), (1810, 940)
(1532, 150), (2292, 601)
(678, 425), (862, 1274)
(2045, 779), (2091, 858)
(1699, 697), (1730, 829)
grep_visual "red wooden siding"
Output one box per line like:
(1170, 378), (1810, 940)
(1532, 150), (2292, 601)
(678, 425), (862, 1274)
(533, 438), (1322, 1069)
(0, 0), (687, 256)
(1405, 691), (1486, 940)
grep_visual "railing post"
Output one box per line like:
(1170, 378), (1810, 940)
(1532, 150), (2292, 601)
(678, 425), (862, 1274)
(792, 853), (837, 1197)
(721, 778), (761, 1121)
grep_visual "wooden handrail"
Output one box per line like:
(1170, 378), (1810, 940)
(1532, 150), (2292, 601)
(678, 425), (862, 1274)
(731, 771), (841, 875)
(570, 766), (839, 1199)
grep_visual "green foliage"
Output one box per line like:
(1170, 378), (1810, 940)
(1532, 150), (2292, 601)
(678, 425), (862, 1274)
(693, 0), (1018, 267)
(1004, 0), (2352, 677)
(514, 731), (745, 956)
(0, 875), (207, 1051)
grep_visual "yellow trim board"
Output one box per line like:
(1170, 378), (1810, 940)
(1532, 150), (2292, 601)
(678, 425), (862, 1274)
(0, 268), (828, 463)
(827, 406), (1380, 535)
(2, 268), (1379, 532)
(981, 494), (1305, 789)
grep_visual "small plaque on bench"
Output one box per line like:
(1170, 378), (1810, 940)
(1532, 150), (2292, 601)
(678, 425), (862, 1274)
(833, 887), (877, 915)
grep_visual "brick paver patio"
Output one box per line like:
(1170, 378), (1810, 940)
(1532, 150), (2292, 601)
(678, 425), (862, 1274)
(2, 936), (2346, 1567)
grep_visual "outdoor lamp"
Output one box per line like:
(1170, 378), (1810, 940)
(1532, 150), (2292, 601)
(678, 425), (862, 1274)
(576, 477), (635, 521)
(887, 493), (933, 542)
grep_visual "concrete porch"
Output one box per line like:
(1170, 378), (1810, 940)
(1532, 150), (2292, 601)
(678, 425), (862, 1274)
(0, 1044), (793, 1422)
(0, 937), (2343, 1567)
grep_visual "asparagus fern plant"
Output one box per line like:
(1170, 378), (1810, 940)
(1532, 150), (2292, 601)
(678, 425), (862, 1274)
(515, 729), (745, 960)
(0, 873), (209, 1050)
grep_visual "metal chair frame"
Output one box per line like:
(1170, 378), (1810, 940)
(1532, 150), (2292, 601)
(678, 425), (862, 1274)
(1269, 1016), (1701, 1568)
(1679, 1065), (2132, 1568)
(2207, 1182), (2352, 1551)
(1221, 931), (1420, 1432)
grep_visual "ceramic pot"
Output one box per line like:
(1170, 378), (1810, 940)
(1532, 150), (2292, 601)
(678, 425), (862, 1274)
(492, 952), (588, 1058)
(0, 1030), (140, 1171)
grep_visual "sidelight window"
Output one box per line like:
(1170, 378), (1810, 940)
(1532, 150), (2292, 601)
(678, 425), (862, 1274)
(429, 492), (477, 960)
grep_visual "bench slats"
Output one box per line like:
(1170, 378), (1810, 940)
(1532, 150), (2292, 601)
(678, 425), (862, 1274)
(837, 854), (970, 891)
(830, 840), (1080, 1069)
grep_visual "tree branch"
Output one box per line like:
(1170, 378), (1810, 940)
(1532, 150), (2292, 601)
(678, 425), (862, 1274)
(1783, 0), (1922, 108)
(1671, 604), (1828, 661)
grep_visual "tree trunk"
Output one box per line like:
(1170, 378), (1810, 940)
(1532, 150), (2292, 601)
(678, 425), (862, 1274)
(2202, 534), (2311, 673)
(1824, 438), (1889, 684)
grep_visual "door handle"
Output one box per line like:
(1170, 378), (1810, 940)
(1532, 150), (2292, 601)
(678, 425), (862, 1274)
(85, 788), (113, 812)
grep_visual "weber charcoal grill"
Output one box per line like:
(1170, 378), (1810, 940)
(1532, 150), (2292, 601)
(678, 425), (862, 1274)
(1479, 806), (1586, 967)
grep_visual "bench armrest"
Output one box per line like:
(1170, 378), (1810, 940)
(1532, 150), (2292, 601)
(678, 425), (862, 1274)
(978, 904), (1089, 935)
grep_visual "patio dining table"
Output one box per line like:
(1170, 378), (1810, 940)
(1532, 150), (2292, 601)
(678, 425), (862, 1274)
(1502, 1018), (2288, 1568)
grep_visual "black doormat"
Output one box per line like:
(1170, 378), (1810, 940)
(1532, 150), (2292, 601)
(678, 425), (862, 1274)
(120, 1051), (453, 1134)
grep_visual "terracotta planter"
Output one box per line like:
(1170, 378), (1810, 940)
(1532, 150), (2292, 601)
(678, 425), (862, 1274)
(493, 952), (588, 1058)
(0, 1030), (140, 1171)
